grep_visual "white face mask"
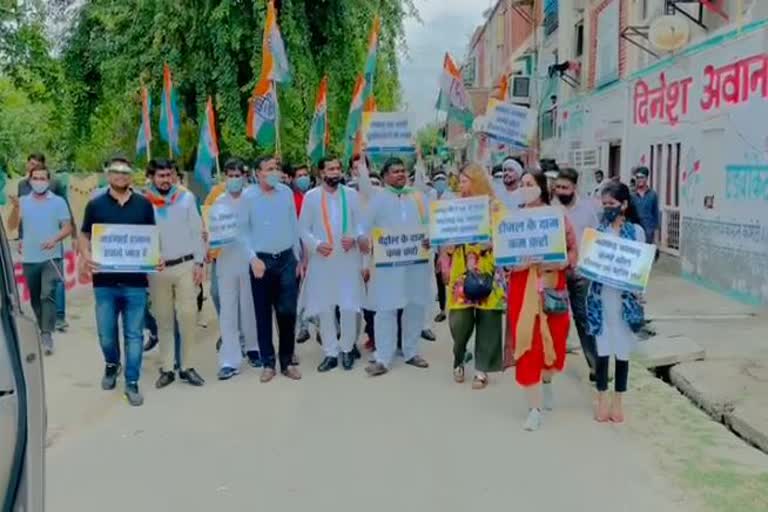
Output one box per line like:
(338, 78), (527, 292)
(31, 181), (49, 194)
(522, 185), (541, 204)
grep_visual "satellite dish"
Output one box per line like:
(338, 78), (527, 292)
(649, 15), (690, 51)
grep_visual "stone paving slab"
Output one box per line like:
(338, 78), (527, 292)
(634, 335), (705, 369)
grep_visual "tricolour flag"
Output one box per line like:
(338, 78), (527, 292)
(362, 16), (380, 101)
(159, 63), (181, 156)
(260, 0), (291, 84)
(307, 76), (329, 165)
(436, 52), (474, 129)
(343, 75), (366, 164)
(247, 78), (278, 147)
(194, 96), (219, 194)
(486, 75), (508, 117)
(135, 86), (152, 158)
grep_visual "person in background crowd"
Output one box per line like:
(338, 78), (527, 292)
(588, 181), (646, 423)
(491, 164), (505, 192)
(290, 163), (318, 345)
(214, 159), (261, 380)
(79, 156), (157, 407)
(244, 155), (303, 382)
(431, 169), (454, 323)
(299, 157), (367, 372)
(202, 170), (228, 351)
(12, 153), (75, 333)
(441, 164), (505, 389)
(8, 165), (72, 355)
(362, 157), (431, 377)
(630, 167), (660, 248)
(496, 157), (525, 211)
(505, 170), (578, 431)
(412, 158), (438, 343)
(146, 160), (206, 389)
(591, 169), (606, 197)
(552, 168), (600, 380)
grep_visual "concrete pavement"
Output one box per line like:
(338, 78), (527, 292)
(39, 282), (767, 511)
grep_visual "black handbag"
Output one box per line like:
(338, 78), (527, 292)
(461, 246), (494, 302)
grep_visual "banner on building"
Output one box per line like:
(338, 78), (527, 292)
(91, 224), (161, 273)
(577, 228), (655, 293)
(372, 226), (430, 268)
(492, 206), (567, 266)
(484, 102), (535, 149)
(429, 196), (491, 246)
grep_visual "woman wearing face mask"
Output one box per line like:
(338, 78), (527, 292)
(587, 181), (645, 423)
(440, 164), (506, 389)
(505, 170), (578, 431)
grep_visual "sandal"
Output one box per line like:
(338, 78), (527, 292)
(472, 373), (488, 390)
(453, 366), (465, 383)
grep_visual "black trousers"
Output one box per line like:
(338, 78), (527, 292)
(249, 250), (298, 371)
(435, 254), (446, 312)
(364, 309), (402, 348)
(567, 276), (598, 372)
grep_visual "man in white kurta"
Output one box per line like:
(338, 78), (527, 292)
(213, 160), (260, 380)
(363, 157), (432, 376)
(299, 158), (367, 372)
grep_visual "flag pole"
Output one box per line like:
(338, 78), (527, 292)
(215, 155), (221, 181)
(274, 80), (282, 157)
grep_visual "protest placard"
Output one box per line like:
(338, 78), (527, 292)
(492, 206), (567, 266)
(484, 102), (535, 149)
(429, 196), (491, 247)
(371, 227), (430, 268)
(364, 112), (416, 164)
(91, 224), (160, 273)
(207, 203), (240, 248)
(577, 228), (655, 293)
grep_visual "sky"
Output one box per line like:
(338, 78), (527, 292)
(399, 0), (487, 130)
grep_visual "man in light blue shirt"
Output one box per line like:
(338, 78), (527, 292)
(8, 166), (73, 354)
(243, 155), (302, 382)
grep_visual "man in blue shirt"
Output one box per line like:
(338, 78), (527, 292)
(8, 165), (73, 355)
(244, 155), (303, 382)
(630, 167), (660, 245)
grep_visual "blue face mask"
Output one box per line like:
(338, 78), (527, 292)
(602, 206), (623, 224)
(434, 180), (447, 194)
(266, 173), (281, 188)
(295, 176), (311, 192)
(226, 177), (244, 194)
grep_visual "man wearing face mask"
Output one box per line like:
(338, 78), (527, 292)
(146, 160), (206, 389)
(290, 163), (316, 344)
(429, 169), (454, 323)
(244, 155), (303, 382)
(552, 168), (600, 379)
(7, 165), (73, 355)
(298, 157), (367, 372)
(213, 159), (261, 380)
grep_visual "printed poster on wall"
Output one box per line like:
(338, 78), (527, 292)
(577, 228), (656, 293)
(91, 224), (160, 273)
(371, 226), (430, 268)
(429, 196), (491, 246)
(492, 206), (567, 266)
(595, 0), (620, 87)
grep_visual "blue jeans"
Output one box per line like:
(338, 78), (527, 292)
(94, 287), (147, 384)
(144, 301), (181, 369)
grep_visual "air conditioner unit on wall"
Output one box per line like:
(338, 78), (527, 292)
(509, 75), (531, 104)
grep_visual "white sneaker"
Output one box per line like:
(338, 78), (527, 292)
(542, 382), (554, 411)
(523, 408), (542, 431)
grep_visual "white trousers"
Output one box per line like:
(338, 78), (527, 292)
(216, 269), (258, 370)
(319, 309), (356, 358)
(374, 304), (424, 368)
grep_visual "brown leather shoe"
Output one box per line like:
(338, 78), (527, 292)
(365, 362), (388, 377)
(406, 356), (429, 369)
(281, 366), (302, 381)
(260, 367), (276, 383)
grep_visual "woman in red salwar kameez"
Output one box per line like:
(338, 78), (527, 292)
(504, 170), (578, 431)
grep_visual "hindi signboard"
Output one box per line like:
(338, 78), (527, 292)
(484, 102), (535, 149)
(429, 196), (491, 247)
(207, 203), (240, 248)
(91, 224), (160, 273)
(364, 112), (416, 162)
(492, 206), (567, 266)
(577, 228), (655, 293)
(371, 226), (430, 268)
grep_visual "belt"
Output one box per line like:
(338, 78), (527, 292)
(165, 254), (194, 267)
(256, 248), (293, 260)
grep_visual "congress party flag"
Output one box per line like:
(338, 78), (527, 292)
(194, 96), (219, 194)
(307, 76), (329, 165)
(343, 75), (366, 164)
(159, 63), (181, 156)
(135, 86), (152, 158)
(436, 52), (474, 129)
(260, 0), (291, 84)
(362, 16), (380, 101)
(247, 78), (278, 148)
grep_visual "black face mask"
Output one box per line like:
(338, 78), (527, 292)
(557, 193), (574, 205)
(324, 176), (342, 188)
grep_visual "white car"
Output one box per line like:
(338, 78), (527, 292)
(0, 220), (46, 511)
